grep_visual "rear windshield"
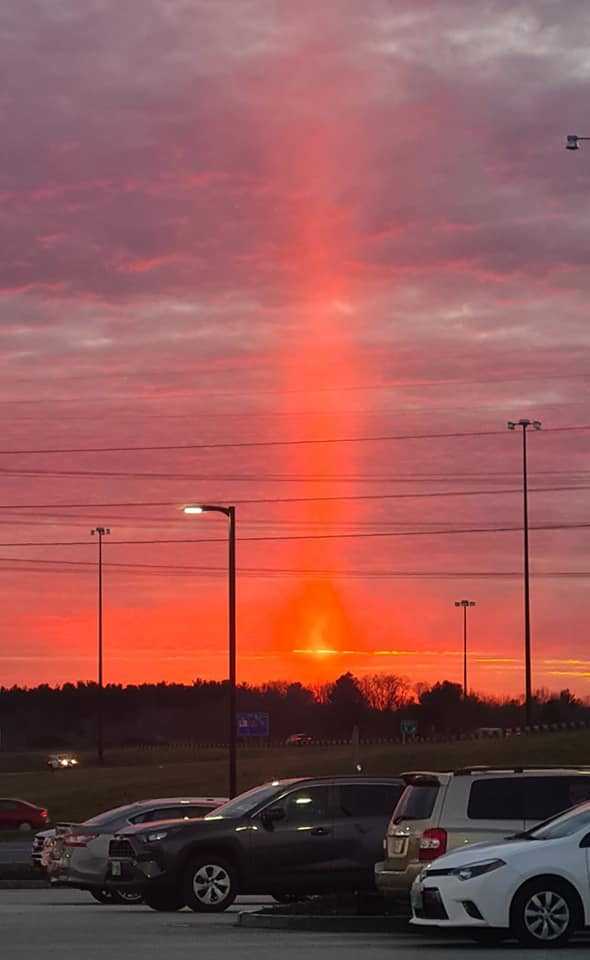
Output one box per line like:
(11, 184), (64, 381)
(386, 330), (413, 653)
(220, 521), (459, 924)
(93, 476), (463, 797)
(393, 783), (439, 823)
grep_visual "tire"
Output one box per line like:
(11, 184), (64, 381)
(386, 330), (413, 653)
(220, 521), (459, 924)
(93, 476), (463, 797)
(110, 889), (144, 905)
(183, 856), (237, 913)
(90, 889), (114, 905)
(143, 888), (185, 912)
(510, 878), (579, 947)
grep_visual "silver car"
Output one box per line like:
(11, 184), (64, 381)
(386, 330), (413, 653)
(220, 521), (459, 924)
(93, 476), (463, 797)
(39, 796), (226, 904)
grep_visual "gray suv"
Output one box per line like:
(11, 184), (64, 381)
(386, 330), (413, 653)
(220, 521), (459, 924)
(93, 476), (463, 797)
(107, 776), (404, 911)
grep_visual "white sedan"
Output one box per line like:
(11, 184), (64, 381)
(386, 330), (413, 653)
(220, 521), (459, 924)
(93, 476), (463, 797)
(411, 800), (590, 947)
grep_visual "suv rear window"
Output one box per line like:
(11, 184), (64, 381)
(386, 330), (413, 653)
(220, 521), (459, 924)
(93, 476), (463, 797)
(467, 778), (523, 820)
(393, 783), (439, 822)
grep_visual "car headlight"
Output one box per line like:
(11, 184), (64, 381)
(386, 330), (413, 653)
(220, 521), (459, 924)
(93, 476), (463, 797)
(454, 859), (505, 881)
(145, 831), (168, 842)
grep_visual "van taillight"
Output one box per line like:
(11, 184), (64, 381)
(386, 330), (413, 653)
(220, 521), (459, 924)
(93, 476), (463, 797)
(418, 828), (447, 862)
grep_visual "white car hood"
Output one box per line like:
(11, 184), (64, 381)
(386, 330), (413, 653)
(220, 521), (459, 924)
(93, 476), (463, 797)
(426, 838), (537, 869)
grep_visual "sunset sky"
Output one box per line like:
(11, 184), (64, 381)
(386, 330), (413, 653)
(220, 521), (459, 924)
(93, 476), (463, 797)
(1, 0), (590, 696)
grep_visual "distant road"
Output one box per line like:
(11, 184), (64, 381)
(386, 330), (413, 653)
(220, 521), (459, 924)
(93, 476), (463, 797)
(0, 841), (32, 864)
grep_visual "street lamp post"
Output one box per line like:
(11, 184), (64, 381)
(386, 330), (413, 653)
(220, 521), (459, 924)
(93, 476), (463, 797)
(454, 600), (476, 698)
(507, 419), (541, 726)
(91, 526), (110, 765)
(184, 504), (237, 798)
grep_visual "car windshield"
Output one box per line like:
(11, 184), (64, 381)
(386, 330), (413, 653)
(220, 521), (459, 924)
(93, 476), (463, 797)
(204, 782), (293, 819)
(523, 801), (590, 841)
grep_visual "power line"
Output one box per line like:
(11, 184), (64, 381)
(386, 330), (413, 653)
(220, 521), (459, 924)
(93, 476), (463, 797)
(0, 481), (587, 515)
(1, 466), (590, 483)
(0, 520), (588, 547)
(0, 556), (589, 581)
(1, 369), (589, 403)
(0, 423), (587, 457)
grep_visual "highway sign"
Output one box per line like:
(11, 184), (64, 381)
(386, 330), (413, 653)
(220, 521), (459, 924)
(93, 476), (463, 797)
(401, 720), (417, 736)
(237, 712), (270, 737)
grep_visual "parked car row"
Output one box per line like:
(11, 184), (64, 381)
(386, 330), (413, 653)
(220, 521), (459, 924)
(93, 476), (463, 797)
(30, 763), (590, 945)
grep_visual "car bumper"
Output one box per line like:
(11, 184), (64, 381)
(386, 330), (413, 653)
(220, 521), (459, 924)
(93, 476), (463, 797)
(374, 859), (420, 899)
(410, 872), (513, 929)
(105, 857), (167, 890)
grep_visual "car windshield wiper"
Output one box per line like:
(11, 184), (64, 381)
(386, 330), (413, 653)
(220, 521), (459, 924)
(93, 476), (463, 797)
(392, 815), (421, 824)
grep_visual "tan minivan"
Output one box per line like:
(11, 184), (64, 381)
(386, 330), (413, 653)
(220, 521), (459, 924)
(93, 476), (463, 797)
(375, 765), (590, 901)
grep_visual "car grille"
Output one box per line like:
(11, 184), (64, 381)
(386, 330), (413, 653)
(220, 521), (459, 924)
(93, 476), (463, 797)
(415, 887), (449, 921)
(109, 839), (135, 859)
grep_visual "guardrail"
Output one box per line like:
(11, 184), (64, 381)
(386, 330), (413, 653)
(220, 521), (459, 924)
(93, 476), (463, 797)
(112, 719), (589, 752)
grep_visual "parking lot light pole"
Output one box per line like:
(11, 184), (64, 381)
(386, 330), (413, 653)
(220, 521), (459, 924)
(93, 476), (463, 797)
(507, 419), (541, 726)
(91, 526), (110, 766)
(184, 504), (237, 798)
(454, 600), (476, 698)
(565, 134), (590, 150)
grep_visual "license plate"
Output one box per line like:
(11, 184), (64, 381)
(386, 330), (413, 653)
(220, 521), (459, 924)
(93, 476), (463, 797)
(393, 837), (405, 854)
(111, 861), (122, 877)
(411, 885), (423, 911)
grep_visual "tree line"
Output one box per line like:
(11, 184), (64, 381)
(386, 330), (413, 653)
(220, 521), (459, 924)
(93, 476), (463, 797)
(0, 674), (586, 750)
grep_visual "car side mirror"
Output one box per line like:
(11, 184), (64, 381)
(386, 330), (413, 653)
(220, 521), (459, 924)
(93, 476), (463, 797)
(579, 832), (590, 848)
(261, 807), (285, 829)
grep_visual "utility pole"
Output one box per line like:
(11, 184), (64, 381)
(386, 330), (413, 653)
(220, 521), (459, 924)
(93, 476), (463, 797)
(454, 600), (476, 698)
(91, 527), (110, 765)
(507, 419), (541, 725)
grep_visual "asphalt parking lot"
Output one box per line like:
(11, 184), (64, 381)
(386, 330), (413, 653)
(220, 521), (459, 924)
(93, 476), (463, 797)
(2, 890), (590, 959)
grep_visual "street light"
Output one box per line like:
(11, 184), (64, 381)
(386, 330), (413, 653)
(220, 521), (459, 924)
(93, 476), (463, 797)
(454, 600), (476, 698)
(565, 134), (590, 150)
(184, 504), (237, 798)
(91, 526), (110, 765)
(507, 419), (541, 725)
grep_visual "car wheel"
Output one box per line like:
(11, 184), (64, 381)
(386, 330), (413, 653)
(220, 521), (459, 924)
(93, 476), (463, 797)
(18, 822), (33, 833)
(183, 856), (237, 913)
(511, 879), (579, 947)
(143, 888), (185, 912)
(90, 889), (114, 905)
(110, 889), (144, 905)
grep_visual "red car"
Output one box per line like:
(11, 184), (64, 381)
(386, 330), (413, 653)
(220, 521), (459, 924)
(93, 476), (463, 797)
(0, 798), (48, 831)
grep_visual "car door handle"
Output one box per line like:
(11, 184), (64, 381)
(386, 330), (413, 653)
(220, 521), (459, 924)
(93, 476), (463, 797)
(310, 827), (332, 836)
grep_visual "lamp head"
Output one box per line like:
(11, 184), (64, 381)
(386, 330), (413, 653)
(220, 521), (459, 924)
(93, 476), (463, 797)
(183, 505), (205, 514)
(566, 134), (580, 150)
(507, 421), (516, 431)
(532, 420), (542, 430)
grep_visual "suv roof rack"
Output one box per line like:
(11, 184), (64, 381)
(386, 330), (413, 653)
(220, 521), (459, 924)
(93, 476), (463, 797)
(453, 765), (590, 776)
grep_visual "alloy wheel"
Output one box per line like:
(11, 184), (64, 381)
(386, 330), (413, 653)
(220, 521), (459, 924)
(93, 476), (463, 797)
(523, 890), (570, 941)
(193, 863), (231, 906)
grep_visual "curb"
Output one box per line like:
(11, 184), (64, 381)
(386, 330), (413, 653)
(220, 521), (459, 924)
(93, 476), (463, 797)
(237, 911), (411, 933)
